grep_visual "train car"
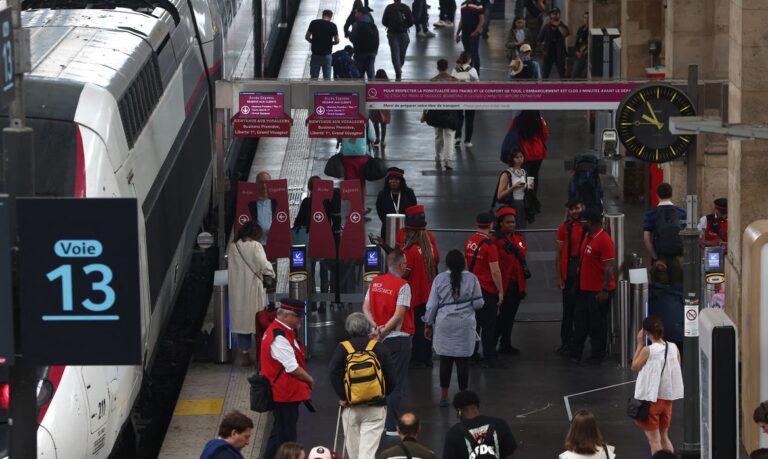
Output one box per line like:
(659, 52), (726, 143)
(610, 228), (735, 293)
(0, 0), (278, 456)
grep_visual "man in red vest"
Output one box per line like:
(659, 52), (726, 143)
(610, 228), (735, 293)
(260, 298), (314, 459)
(362, 249), (414, 436)
(554, 198), (585, 356)
(697, 197), (728, 248)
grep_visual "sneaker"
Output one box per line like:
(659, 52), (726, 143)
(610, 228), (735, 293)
(385, 431), (399, 437)
(464, 141), (473, 147)
(444, 20), (454, 26)
(417, 30), (427, 37)
(433, 20), (447, 27)
(424, 31), (436, 38)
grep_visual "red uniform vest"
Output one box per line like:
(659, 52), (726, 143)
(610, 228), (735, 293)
(368, 273), (414, 335)
(704, 214), (728, 245)
(494, 232), (528, 293)
(260, 320), (311, 403)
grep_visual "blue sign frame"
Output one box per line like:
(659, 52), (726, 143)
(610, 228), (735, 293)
(17, 198), (141, 365)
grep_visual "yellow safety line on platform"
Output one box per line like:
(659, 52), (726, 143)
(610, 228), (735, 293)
(173, 398), (225, 416)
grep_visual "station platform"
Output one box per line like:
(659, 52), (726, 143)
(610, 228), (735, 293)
(157, 0), (711, 457)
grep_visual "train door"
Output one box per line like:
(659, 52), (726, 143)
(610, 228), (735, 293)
(80, 367), (109, 456)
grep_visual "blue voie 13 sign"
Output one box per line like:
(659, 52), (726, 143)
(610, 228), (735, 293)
(0, 8), (14, 110)
(17, 198), (141, 365)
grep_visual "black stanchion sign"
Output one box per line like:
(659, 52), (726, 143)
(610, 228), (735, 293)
(0, 196), (13, 365)
(17, 198), (141, 365)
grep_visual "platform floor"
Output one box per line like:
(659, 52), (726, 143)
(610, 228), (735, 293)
(156, 0), (721, 456)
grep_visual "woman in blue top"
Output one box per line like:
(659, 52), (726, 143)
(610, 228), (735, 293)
(424, 250), (484, 406)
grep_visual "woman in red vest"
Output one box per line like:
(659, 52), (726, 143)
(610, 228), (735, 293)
(493, 207), (528, 356)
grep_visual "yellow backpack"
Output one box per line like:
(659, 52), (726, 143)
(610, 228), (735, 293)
(341, 340), (386, 405)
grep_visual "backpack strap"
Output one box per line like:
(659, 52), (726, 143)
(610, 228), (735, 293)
(469, 237), (493, 272)
(341, 340), (355, 354)
(397, 442), (414, 459)
(365, 339), (377, 351)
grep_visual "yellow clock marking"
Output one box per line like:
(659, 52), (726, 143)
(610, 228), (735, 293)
(639, 145), (645, 155)
(639, 92), (646, 103)
(681, 105), (690, 111)
(670, 145), (676, 156)
(625, 105), (635, 112)
(671, 92), (677, 102)
(656, 88), (660, 99)
(655, 149), (659, 161)
(680, 136), (690, 143)
(626, 136), (636, 142)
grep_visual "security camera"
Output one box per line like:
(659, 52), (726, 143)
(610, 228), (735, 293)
(601, 128), (619, 158)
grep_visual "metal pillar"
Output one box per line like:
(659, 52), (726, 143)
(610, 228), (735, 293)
(618, 280), (630, 368)
(605, 213), (624, 351)
(212, 285), (229, 363)
(629, 268), (649, 357)
(253, 0), (263, 78)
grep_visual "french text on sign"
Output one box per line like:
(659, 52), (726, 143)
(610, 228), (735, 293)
(54, 239), (103, 258)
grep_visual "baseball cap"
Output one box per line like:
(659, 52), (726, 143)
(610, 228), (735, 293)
(519, 43), (532, 53)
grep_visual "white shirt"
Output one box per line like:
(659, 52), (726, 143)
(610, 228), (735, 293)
(364, 282), (412, 339)
(451, 64), (480, 82)
(634, 341), (684, 402)
(270, 319), (301, 373)
(507, 167), (527, 200)
(559, 445), (616, 459)
(256, 199), (272, 245)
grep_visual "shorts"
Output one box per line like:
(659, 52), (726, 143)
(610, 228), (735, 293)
(635, 399), (673, 431)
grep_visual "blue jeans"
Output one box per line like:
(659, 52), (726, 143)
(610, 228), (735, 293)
(387, 32), (410, 78)
(309, 54), (332, 79)
(461, 34), (480, 74)
(354, 53), (376, 79)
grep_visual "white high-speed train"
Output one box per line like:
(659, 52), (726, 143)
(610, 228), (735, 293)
(0, 0), (271, 456)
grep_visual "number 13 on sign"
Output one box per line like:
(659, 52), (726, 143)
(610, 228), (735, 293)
(46, 264), (117, 320)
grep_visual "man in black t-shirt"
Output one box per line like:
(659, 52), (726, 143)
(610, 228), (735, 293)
(455, 0), (484, 73)
(537, 7), (569, 79)
(305, 10), (340, 79)
(443, 391), (517, 459)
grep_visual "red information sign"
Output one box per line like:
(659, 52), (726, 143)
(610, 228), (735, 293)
(308, 179), (336, 259)
(233, 117), (292, 137)
(239, 92), (285, 118)
(338, 179), (365, 260)
(307, 115), (366, 138)
(313, 93), (359, 118)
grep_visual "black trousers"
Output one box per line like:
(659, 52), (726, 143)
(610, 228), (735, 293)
(262, 401), (300, 459)
(571, 290), (612, 359)
(542, 51), (567, 79)
(456, 110), (476, 142)
(496, 282), (522, 350)
(411, 305), (432, 364)
(439, 0), (456, 21)
(560, 276), (579, 348)
(475, 289), (499, 360)
(439, 356), (469, 390)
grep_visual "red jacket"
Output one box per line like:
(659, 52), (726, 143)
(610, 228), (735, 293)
(510, 116), (549, 161)
(260, 320), (311, 403)
(494, 232), (528, 293)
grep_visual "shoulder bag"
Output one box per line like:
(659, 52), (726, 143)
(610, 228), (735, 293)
(627, 342), (668, 421)
(502, 237), (531, 279)
(248, 368), (283, 412)
(234, 241), (276, 290)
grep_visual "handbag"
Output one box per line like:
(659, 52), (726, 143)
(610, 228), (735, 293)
(324, 153), (345, 178)
(627, 342), (668, 421)
(364, 156), (387, 181)
(248, 368), (283, 413)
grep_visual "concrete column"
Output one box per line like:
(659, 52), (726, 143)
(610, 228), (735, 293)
(620, 0), (663, 79)
(664, 0), (728, 80)
(566, 0), (589, 46)
(728, 0), (768, 452)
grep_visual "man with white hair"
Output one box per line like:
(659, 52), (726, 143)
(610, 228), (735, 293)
(329, 312), (396, 459)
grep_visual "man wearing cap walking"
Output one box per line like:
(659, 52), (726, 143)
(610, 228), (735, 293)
(569, 209), (615, 364)
(362, 249), (414, 436)
(698, 198), (728, 248)
(260, 299), (314, 459)
(554, 199), (585, 355)
(464, 212), (504, 366)
(537, 7), (569, 78)
(493, 207), (528, 357)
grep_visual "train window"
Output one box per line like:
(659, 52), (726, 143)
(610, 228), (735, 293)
(117, 56), (164, 149)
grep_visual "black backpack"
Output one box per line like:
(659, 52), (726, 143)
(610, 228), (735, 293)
(568, 154), (603, 212)
(463, 423), (500, 459)
(354, 20), (379, 53)
(653, 206), (684, 256)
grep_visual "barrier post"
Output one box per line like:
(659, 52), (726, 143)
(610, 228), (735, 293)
(385, 214), (405, 272)
(289, 245), (310, 354)
(629, 268), (649, 356)
(605, 213), (624, 351)
(618, 280), (630, 368)
(212, 284), (229, 363)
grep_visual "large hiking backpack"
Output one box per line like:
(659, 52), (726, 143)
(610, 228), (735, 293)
(568, 154), (603, 212)
(354, 21), (380, 54)
(341, 340), (385, 405)
(332, 50), (362, 79)
(653, 205), (684, 256)
(462, 423), (500, 459)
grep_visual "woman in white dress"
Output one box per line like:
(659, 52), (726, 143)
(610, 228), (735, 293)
(631, 315), (684, 455)
(227, 221), (275, 366)
(559, 410), (616, 459)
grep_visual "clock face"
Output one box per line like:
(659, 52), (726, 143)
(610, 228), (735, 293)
(617, 85), (696, 163)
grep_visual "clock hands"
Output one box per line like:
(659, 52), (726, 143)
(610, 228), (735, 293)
(643, 101), (664, 129)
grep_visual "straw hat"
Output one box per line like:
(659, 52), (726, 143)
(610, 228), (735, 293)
(508, 58), (524, 76)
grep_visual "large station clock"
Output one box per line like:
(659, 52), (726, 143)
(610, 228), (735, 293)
(616, 84), (696, 163)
